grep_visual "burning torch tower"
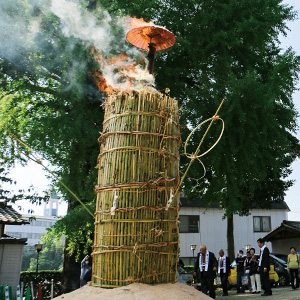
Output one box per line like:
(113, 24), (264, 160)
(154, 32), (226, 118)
(92, 24), (180, 287)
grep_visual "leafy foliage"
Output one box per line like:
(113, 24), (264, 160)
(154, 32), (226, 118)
(101, 0), (300, 215)
(0, 0), (103, 257)
(42, 204), (95, 260)
(22, 245), (64, 271)
(20, 270), (62, 299)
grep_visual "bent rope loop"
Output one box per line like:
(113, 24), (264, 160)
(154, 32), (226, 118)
(166, 99), (225, 210)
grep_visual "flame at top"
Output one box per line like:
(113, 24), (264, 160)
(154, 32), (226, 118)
(130, 17), (155, 29)
(90, 47), (154, 95)
(89, 15), (160, 95)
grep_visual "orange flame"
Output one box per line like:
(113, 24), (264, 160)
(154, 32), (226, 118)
(90, 47), (140, 94)
(130, 17), (155, 29)
(93, 69), (114, 94)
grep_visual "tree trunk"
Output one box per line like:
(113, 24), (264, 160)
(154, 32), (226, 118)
(227, 214), (235, 261)
(61, 240), (81, 293)
(61, 144), (82, 293)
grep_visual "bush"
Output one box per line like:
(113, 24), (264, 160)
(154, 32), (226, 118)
(20, 270), (62, 299)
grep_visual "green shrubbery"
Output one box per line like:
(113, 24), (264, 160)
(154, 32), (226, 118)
(20, 271), (62, 299)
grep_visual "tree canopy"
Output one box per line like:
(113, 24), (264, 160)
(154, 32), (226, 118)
(105, 0), (300, 214)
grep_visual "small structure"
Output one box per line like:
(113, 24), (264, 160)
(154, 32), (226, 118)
(263, 220), (300, 254)
(0, 202), (29, 296)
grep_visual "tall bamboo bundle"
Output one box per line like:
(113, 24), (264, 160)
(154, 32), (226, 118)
(91, 88), (181, 288)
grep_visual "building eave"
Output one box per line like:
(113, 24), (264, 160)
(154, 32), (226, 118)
(263, 221), (300, 241)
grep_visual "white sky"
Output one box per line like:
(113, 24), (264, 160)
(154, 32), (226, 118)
(8, 163), (68, 216)
(280, 0), (300, 221)
(5, 0), (300, 220)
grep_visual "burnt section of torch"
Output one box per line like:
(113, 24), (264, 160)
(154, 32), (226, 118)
(147, 43), (156, 74)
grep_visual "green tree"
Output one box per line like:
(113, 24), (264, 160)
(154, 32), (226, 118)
(101, 0), (300, 260)
(0, 0), (103, 291)
(22, 245), (64, 271)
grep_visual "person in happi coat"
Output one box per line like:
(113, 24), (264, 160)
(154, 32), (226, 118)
(193, 245), (218, 299)
(217, 249), (231, 296)
(257, 238), (272, 296)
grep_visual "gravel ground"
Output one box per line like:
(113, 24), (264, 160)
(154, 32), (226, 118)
(215, 286), (300, 299)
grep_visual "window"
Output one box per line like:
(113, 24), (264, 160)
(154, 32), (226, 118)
(179, 215), (199, 233)
(253, 216), (271, 232)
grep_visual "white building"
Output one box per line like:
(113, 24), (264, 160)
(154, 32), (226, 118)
(0, 202), (29, 297)
(179, 197), (289, 265)
(5, 215), (58, 245)
(5, 193), (63, 245)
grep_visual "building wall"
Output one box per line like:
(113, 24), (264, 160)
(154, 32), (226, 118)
(0, 243), (24, 297)
(5, 216), (58, 245)
(271, 238), (300, 254)
(179, 207), (287, 265)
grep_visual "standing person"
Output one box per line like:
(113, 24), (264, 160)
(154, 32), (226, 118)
(80, 255), (92, 287)
(244, 250), (252, 292)
(249, 248), (261, 294)
(236, 250), (245, 294)
(218, 249), (231, 296)
(257, 238), (272, 296)
(287, 246), (300, 290)
(193, 245), (218, 299)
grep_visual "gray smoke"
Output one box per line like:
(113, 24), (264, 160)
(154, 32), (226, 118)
(0, 0), (154, 92)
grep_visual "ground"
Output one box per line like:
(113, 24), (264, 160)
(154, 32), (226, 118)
(53, 283), (300, 300)
(53, 283), (212, 300)
(215, 286), (300, 299)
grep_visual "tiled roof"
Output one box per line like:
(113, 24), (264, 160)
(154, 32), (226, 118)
(0, 202), (30, 225)
(263, 220), (300, 241)
(180, 197), (290, 210)
(282, 220), (300, 231)
(0, 234), (27, 245)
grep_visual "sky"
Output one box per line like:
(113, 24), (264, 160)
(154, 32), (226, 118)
(280, 0), (300, 221)
(5, 0), (300, 220)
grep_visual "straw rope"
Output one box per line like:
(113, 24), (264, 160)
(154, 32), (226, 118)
(98, 131), (181, 143)
(98, 146), (178, 158)
(94, 241), (178, 249)
(94, 177), (180, 191)
(96, 205), (178, 215)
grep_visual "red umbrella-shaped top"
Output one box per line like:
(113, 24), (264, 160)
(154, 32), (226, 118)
(126, 26), (176, 51)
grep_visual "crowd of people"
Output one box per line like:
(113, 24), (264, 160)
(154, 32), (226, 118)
(193, 238), (300, 298)
(79, 239), (300, 298)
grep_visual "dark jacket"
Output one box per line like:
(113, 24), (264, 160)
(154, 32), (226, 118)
(218, 256), (231, 276)
(259, 246), (270, 272)
(194, 251), (218, 278)
(236, 256), (245, 272)
(249, 255), (259, 275)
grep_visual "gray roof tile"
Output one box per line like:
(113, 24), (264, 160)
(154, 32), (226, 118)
(0, 202), (30, 225)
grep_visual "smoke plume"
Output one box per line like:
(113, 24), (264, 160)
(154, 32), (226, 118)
(0, 0), (154, 93)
